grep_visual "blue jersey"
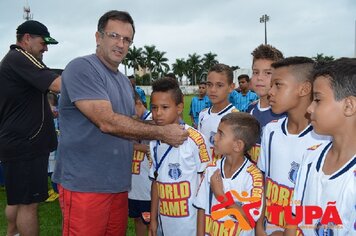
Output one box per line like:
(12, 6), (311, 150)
(229, 90), (258, 112)
(135, 86), (146, 104)
(189, 95), (211, 125)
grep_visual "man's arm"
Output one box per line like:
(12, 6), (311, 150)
(75, 99), (188, 147)
(48, 76), (61, 93)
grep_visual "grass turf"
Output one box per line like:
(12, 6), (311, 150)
(0, 95), (195, 235)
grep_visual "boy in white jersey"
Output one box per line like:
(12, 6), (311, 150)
(246, 44), (285, 163)
(129, 92), (152, 236)
(148, 77), (212, 236)
(256, 57), (329, 235)
(285, 58), (356, 236)
(194, 112), (263, 236)
(198, 63), (238, 158)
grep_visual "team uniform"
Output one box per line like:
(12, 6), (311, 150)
(292, 142), (356, 236)
(149, 124), (212, 236)
(189, 95), (211, 127)
(129, 111), (152, 224)
(229, 90), (258, 112)
(246, 100), (286, 163)
(193, 157), (264, 236)
(198, 104), (238, 157)
(257, 117), (330, 234)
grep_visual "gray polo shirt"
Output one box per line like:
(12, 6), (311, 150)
(53, 54), (135, 193)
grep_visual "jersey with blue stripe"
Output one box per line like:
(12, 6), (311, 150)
(257, 117), (330, 233)
(292, 141), (356, 235)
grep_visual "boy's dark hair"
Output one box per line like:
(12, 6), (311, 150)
(98, 10), (135, 39)
(199, 81), (207, 86)
(165, 72), (177, 80)
(208, 63), (233, 84)
(313, 57), (356, 101)
(272, 56), (315, 83)
(238, 74), (250, 82)
(151, 77), (183, 105)
(251, 44), (284, 64)
(220, 113), (260, 153)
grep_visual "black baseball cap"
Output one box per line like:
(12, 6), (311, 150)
(16, 20), (58, 45)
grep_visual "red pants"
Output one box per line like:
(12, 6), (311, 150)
(58, 184), (128, 236)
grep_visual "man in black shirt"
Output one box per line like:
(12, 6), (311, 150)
(0, 20), (61, 236)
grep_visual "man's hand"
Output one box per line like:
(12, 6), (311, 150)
(160, 124), (189, 147)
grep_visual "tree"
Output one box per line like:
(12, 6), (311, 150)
(202, 52), (218, 72)
(152, 50), (170, 78)
(125, 46), (144, 75)
(312, 53), (335, 63)
(172, 58), (187, 85)
(143, 45), (157, 81)
(186, 53), (202, 85)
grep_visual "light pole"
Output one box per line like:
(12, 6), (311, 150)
(260, 14), (270, 44)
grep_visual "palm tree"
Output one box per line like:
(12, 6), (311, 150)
(142, 45), (157, 80)
(125, 46), (144, 74)
(312, 53), (335, 63)
(186, 53), (202, 85)
(172, 58), (187, 85)
(152, 50), (170, 78)
(202, 52), (218, 72)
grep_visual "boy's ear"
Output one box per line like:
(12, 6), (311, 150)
(299, 81), (312, 97)
(177, 102), (184, 115)
(233, 139), (245, 153)
(229, 82), (235, 93)
(344, 96), (356, 117)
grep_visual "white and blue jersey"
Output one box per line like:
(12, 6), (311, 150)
(292, 142), (356, 236)
(257, 117), (330, 234)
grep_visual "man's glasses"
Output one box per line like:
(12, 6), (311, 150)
(100, 31), (133, 46)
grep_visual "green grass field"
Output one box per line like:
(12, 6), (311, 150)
(0, 95), (194, 235)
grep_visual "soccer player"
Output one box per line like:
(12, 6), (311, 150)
(285, 58), (356, 236)
(189, 81), (211, 128)
(148, 77), (212, 236)
(246, 44), (286, 163)
(256, 57), (330, 235)
(128, 92), (152, 236)
(194, 112), (263, 236)
(229, 74), (258, 112)
(198, 63), (238, 158)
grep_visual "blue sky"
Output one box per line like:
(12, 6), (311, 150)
(0, 0), (355, 72)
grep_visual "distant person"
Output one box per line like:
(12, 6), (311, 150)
(0, 20), (61, 236)
(52, 10), (188, 235)
(194, 112), (263, 235)
(198, 63), (238, 158)
(229, 74), (258, 112)
(129, 92), (152, 236)
(129, 75), (147, 107)
(255, 57), (330, 235)
(246, 44), (285, 163)
(148, 77), (212, 236)
(285, 58), (356, 236)
(189, 81), (211, 128)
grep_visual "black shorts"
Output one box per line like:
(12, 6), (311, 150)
(2, 154), (49, 205)
(128, 199), (151, 225)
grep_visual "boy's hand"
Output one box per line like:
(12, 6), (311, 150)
(160, 124), (188, 147)
(148, 219), (158, 236)
(210, 169), (224, 198)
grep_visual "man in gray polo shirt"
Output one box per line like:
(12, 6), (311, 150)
(52, 10), (188, 235)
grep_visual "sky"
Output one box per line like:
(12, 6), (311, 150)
(0, 0), (355, 74)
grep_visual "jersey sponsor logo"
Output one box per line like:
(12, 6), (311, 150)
(187, 127), (210, 163)
(265, 177), (294, 227)
(132, 150), (145, 174)
(288, 161), (300, 184)
(168, 163), (182, 180)
(157, 181), (191, 217)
